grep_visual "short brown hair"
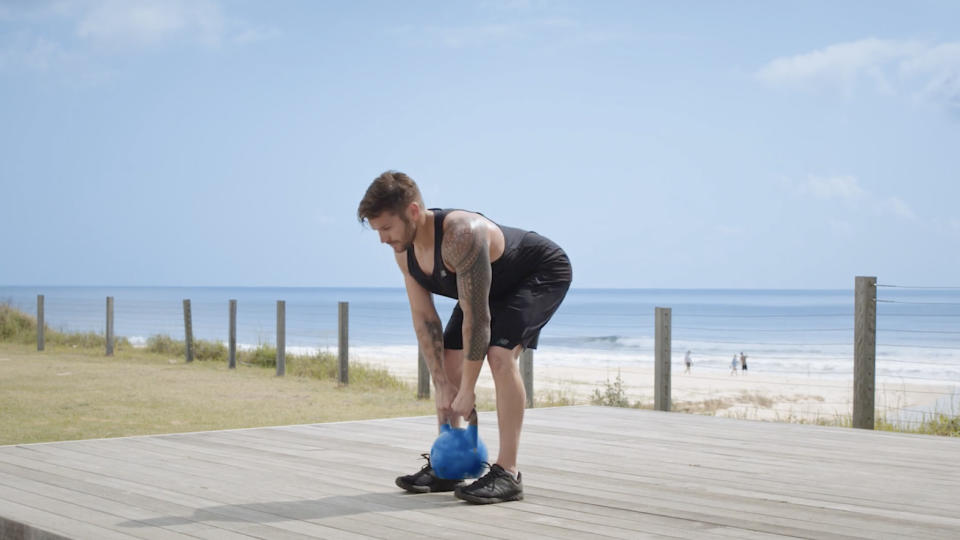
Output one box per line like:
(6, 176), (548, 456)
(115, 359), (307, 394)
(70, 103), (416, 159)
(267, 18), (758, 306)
(357, 170), (423, 224)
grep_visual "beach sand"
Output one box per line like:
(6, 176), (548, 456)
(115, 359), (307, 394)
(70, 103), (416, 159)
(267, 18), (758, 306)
(355, 351), (958, 426)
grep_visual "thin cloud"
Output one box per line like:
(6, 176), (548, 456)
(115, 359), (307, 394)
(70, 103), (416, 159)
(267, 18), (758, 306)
(232, 25), (282, 45)
(0, 0), (279, 74)
(878, 196), (917, 221)
(75, 0), (225, 47)
(757, 38), (960, 111)
(0, 33), (72, 71)
(801, 174), (865, 200)
(789, 174), (916, 221)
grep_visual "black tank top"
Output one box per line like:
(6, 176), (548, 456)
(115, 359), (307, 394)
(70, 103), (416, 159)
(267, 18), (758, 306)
(406, 208), (571, 300)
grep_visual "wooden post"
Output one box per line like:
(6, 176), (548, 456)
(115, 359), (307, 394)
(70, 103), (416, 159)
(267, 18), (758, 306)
(654, 307), (672, 412)
(105, 296), (114, 356)
(228, 299), (237, 369)
(520, 348), (534, 409)
(276, 300), (285, 376)
(854, 276), (877, 430)
(338, 301), (349, 385)
(417, 346), (430, 399)
(36, 294), (45, 351)
(182, 299), (193, 363)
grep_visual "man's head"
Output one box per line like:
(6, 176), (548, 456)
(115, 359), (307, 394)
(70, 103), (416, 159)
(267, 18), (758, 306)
(358, 170), (425, 253)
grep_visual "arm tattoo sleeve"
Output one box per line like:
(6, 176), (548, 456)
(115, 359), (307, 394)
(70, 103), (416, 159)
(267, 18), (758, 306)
(414, 317), (446, 381)
(443, 219), (491, 362)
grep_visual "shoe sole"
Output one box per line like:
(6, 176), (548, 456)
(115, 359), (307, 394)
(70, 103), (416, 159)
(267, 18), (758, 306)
(454, 490), (524, 504)
(396, 478), (462, 494)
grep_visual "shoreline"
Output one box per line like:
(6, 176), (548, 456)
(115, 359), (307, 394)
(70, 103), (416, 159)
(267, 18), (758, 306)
(353, 349), (960, 426)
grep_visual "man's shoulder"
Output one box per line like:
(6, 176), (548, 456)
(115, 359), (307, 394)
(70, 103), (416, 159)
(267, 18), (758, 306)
(441, 210), (489, 239)
(442, 209), (482, 226)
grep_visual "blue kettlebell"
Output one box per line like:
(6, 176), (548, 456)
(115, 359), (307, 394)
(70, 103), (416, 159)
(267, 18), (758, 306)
(430, 408), (488, 480)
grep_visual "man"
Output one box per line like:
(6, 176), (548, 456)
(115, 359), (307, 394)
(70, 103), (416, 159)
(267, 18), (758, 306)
(357, 170), (572, 504)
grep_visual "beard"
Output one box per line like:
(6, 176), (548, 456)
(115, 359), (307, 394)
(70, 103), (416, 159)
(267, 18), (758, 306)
(391, 219), (417, 252)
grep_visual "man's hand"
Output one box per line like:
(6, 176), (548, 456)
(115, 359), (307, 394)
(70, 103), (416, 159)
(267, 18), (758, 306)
(451, 388), (476, 422)
(435, 381), (458, 423)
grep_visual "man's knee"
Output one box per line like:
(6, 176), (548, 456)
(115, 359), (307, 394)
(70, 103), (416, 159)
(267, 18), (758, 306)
(486, 345), (522, 376)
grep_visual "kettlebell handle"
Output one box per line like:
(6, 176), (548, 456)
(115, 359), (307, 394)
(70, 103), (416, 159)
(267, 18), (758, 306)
(442, 407), (478, 428)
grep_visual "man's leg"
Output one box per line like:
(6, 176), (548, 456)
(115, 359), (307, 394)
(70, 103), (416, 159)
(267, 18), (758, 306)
(454, 344), (525, 504)
(395, 348), (466, 494)
(486, 344), (525, 475)
(441, 348), (464, 427)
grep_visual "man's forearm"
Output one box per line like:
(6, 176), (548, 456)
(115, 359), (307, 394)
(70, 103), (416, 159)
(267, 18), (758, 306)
(414, 317), (447, 385)
(462, 319), (490, 363)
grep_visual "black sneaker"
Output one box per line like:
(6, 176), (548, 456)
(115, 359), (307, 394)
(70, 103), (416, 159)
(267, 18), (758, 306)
(454, 464), (523, 504)
(395, 454), (465, 493)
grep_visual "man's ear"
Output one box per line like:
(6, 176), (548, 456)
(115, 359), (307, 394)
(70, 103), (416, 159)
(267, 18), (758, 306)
(407, 201), (422, 222)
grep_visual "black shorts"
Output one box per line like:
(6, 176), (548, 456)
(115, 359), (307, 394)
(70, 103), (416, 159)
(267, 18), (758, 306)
(443, 274), (571, 351)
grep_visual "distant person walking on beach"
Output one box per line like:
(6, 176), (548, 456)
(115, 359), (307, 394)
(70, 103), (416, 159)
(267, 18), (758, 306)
(730, 354), (738, 375)
(358, 171), (572, 504)
(684, 350), (692, 374)
(740, 352), (748, 374)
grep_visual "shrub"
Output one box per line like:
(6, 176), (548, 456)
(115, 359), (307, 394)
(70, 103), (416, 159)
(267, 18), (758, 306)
(146, 334), (184, 356)
(0, 303), (36, 343)
(591, 371), (637, 408)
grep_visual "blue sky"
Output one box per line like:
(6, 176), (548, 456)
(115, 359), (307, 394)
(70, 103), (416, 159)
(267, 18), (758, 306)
(1, 1), (958, 289)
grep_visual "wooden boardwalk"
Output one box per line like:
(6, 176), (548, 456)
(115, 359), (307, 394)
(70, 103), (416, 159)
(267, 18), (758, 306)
(1, 406), (958, 539)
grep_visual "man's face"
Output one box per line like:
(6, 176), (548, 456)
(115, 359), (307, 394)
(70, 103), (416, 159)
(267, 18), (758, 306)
(369, 211), (416, 253)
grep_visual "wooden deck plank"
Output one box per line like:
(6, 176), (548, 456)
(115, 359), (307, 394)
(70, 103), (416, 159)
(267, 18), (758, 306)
(123, 429), (953, 538)
(1, 406), (958, 539)
(0, 441), (569, 540)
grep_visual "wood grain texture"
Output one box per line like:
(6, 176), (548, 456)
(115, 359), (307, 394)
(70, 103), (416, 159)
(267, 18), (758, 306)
(0, 407), (957, 539)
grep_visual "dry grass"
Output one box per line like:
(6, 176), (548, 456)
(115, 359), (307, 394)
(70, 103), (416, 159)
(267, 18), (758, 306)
(0, 343), (436, 445)
(673, 390), (782, 415)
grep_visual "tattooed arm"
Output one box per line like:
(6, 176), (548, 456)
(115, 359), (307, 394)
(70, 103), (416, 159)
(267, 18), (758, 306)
(395, 252), (456, 420)
(443, 215), (492, 362)
(442, 214), (492, 419)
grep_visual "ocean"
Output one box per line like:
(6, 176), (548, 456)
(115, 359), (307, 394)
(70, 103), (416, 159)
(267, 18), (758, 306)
(2, 286), (959, 385)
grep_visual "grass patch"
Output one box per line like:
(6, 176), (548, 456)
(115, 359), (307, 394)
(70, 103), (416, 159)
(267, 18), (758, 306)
(0, 304), (432, 445)
(536, 386), (580, 407)
(144, 333), (403, 389)
(674, 391), (779, 415)
(1, 302), (131, 350)
(0, 342), (435, 445)
(2, 296), (408, 391)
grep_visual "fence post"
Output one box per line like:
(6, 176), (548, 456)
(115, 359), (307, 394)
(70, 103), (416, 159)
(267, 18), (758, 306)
(520, 348), (534, 408)
(338, 301), (349, 385)
(854, 276), (877, 430)
(417, 346), (430, 399)
(37, 294), (45, 351)
(182, 299), (193, 363)
(106, 296), (115, 356)
(276, 300), (285, 376)
(228, 299), (237, 369)
(654, 307), (672, 412)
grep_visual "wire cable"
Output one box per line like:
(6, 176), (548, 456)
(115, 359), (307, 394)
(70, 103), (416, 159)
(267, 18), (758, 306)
(879, 343), (960, 350)
(879, 328), (960, 335)
(678, 313), (853, 319)
(878, 284), (960, 290)
(674, 326), (853, 333)
(877, 299), (960, 306)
